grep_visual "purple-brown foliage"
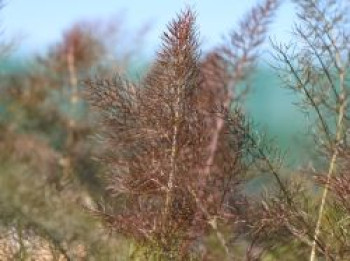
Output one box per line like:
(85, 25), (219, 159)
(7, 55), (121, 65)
(87, 1), (280, 258)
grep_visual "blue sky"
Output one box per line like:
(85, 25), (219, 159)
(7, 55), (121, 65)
(1, 0), (297, 57)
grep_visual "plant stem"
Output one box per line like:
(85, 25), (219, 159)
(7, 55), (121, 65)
(164, 81), (181, 225)
(310, 63), (346, 261)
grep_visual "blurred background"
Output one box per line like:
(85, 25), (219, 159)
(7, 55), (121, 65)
(1, 0), (309, 164)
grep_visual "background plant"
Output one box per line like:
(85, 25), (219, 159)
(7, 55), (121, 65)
(0, 14), (147, 260)
(252, 0), (350, 260)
